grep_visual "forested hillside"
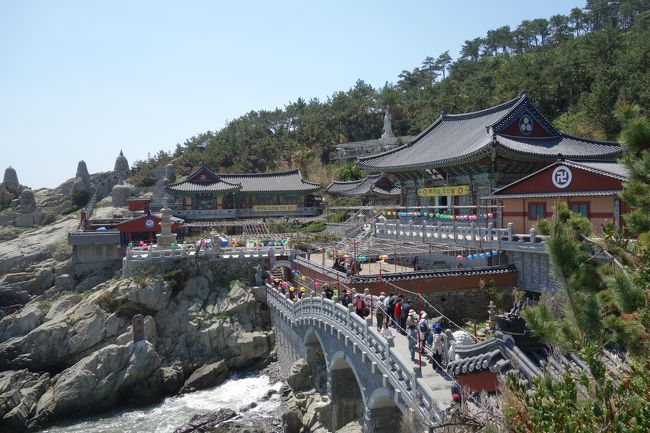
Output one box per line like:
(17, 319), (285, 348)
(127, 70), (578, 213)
(135, 0), (650, 183)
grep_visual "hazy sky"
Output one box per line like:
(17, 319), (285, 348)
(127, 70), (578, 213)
(1, 0), (584, 189)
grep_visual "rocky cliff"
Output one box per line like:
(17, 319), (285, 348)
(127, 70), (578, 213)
(0, 266), (274, 432)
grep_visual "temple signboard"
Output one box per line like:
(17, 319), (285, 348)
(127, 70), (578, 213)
(417, 185), (469, 197)
(253, 204), (298, 212)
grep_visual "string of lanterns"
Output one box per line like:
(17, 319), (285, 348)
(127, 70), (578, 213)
(456, 249), (499, 261)
(379, 210), (494, 221)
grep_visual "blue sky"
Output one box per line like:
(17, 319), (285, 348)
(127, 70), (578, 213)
(0, 0), (584, 188)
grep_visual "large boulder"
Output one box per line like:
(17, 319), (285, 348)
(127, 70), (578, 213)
(126, 279), (171, 311)
(0, 294), (125, 371)
(29, 340), (161, 430)
(179, 360), (229, 394)
(0, 301), (47, 340)
(111, 183), (133, 207)
(173, 408), (237, 433)
(18, 189), (36, 213)
(0, 369), (50, 433)
(0, 215), (77, 274)
(286, 359), (311, 393)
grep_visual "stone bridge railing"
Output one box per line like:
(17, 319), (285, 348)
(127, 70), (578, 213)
(266, 284), (445, 425)
(374, 221), (547, 253)
(125, 245), (292, 261)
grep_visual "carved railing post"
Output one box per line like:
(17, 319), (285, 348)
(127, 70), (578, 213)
(507, 222), (514, 242)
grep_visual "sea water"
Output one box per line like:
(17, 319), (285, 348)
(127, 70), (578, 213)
(39, 375), (283, 433)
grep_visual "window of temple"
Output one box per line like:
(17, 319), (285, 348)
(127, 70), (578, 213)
(569, 202), (589, 218)
(528, 203), (546, 220)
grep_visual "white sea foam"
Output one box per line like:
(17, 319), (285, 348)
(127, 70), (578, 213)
(39, 375), (283, 433)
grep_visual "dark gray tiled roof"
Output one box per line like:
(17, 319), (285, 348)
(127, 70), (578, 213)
(167, 179), (240, 193)
(496, 135), (621, 160)
(219, 170), (321, 193)
(569, 161), (629, 179)
(325, 179), (364, 194)
(485, 190), (620, 200)
(357, 94), (622, 172)
(325, 174), (400, 197)
(167, 168), (321, 194)
(68, 231), (121, 246)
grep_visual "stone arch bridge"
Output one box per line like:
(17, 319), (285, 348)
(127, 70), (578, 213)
(267, 285), (449, 432)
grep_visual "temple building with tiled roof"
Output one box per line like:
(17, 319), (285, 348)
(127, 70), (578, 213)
(325, 174), (400, 205)
(357, 92), (622, 213)
(165, 165), (321, 220)
(485, 159), (628, 233)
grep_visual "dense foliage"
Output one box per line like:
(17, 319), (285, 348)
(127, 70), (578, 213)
(507, 109), (650, 432)
(134, 0), (650, 183)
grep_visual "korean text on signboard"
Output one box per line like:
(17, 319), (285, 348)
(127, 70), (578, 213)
(417, 185), (469, 197)
(253, 204), (299, 212)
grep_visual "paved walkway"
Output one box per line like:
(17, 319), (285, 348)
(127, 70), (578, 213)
(367, 312), (453, 408)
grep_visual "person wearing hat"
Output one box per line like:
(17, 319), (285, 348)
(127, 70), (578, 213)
(288, 285), (296, 301)
(376, 294), (386, 331)
(298, 286), (306, 299)
(430, 322), (444, 367)
(419, 312), (430, 354)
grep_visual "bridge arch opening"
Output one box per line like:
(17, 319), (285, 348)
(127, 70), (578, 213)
(304, 331), (328, 393)
(365, 388), (403, 433)
(329, 352), (365, 430)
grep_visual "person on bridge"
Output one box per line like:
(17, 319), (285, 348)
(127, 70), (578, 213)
(376, 294), (386, 331)
(419, 312), (430, 354)
(412, 256), (422, 271)
(400, 300), (412, 334)
(392, 297), (402, 329)
(353, 294), (366, 317)
(406, 310), (419, 360)
(332, 287), (339, 301)
(323, 284), (333, 300)
(339, 290), (352, 307)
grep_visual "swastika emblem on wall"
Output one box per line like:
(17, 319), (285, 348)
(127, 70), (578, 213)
(551, 166), (572, 189)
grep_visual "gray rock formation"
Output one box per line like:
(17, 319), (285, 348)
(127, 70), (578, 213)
(18, 189), (36, 213)
(29, 340), (161, 429)
(287, 359), (311, 392)
(179, 360), (229, 394)
(0, 183), (14, 210)
(0, 260), (275, 431)
(0, 215), (77, 274)
(111, 183), (133, 207)
(0, 369), (51, 432)
(3, 166), (20, 195)
(114, 150), (130, 174)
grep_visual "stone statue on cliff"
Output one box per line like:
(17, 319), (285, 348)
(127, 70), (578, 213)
(381, 107), (394, 140)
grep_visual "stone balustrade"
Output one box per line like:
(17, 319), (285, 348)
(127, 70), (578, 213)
(125, 244), (291, 261)
(374, 220), (547, 252)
